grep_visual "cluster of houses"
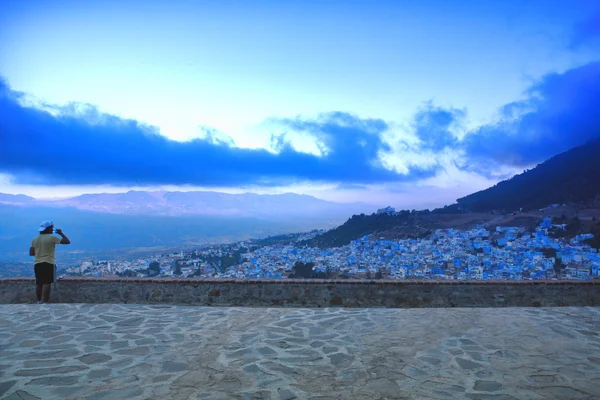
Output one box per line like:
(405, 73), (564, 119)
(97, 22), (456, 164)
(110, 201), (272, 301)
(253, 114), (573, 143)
(221, 220), (599, 280)
(67, 218), (599, 280)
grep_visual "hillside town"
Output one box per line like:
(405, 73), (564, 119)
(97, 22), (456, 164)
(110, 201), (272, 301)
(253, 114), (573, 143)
(64, 215), (600, 281)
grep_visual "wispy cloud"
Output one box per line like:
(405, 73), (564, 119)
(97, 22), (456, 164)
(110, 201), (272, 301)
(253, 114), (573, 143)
(0, 80), (436, 187)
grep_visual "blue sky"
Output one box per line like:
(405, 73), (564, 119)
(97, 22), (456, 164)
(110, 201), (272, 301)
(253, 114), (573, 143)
(0, 0), (599, 208)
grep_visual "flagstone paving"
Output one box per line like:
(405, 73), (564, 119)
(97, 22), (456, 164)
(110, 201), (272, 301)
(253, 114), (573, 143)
(1, 304), (600, 399)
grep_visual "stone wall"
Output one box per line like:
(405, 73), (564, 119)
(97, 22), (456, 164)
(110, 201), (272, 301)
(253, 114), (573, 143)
(1, 278), (599, 307)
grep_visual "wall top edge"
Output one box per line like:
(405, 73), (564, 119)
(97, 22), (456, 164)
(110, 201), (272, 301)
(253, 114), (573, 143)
(0, 278), (596, 285)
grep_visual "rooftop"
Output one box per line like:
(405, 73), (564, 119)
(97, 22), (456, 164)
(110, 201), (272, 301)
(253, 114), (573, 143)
(1, 304), (599, 399)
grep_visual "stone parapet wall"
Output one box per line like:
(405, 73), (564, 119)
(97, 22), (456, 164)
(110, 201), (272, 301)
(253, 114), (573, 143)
(1, 278), (599, 307)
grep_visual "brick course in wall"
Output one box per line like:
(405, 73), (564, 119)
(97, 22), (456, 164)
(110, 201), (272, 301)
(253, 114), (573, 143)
(1, 278), (598, 307)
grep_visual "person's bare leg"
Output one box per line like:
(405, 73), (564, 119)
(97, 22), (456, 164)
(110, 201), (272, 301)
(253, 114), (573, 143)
(35, 284), (43, 302)
(42, 284), (51, 303)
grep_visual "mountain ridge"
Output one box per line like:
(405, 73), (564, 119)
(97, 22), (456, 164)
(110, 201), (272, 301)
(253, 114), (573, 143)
(455, 139), (600, 212)
(0, 190), (375, 218)
(303, 139), (600, 248)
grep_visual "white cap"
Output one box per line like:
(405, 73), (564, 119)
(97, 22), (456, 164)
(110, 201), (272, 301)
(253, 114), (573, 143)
(39, 221), (53, 232)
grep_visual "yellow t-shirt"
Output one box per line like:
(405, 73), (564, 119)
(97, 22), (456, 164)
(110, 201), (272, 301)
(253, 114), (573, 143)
(31, 234), (62, 265)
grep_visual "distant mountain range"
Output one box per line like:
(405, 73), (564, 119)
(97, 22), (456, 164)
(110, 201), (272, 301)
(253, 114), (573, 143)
(0, 190), (373, 219)
(0, 191), (376, 264)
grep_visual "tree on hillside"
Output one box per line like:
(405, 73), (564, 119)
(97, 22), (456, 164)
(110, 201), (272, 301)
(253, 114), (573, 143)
(173, 262), (182, 276)
(289, 261), (315, 278)
(147, 261), (160, 276)
(584, 222), (600, 249)
(288, 261), (331, 279)
(117, 269), (137, 277)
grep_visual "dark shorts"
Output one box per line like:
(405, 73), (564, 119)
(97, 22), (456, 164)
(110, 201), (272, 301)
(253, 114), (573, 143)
(34, 262), (55, 285)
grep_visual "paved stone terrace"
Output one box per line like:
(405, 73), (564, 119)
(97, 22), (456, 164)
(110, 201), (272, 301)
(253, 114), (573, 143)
(1, 305), (600, 399)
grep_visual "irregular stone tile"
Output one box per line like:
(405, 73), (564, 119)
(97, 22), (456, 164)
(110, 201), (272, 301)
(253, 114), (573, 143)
(243, 363), (262, 374)
(78, 353), (112, 365)
(256, 377), (288, 389)
(120, 362), (153, 375)
(476, 370), (495, 378)
(135, 338), (155, 346)
(402, 365), (428, 379)
(468, 352), (486, 362)
(162, 361), (188, 373)
(365, 378), (401, 397)
(308, 327), (328, 335)
(257, 347), (278, 357)
(77, 333), (116, 341)
(419, 356), (442, 366)
(23, 359), (66, 368)
(26, 376), (80, 386)
(274, 319), (305, 328)
(490, 350), (519, 360)
(328, 353), (354, 367)
(109, 340), (129, 350)
(82, 340), (109, 347)
(88, 369), (111, 379)
(465, 395), (518, 400)
(114, 346), (150, 356)
(101, 375), (139, 386)
(35, 344), (77, 351)
(19, 340), (42, 348)
(84, 387), (144, 400)
(151, 385), (170, 398)
(172, 370), (213, 387)
(248, 389), (273, 399)
(35, 325), (61, 332)
(114, 317), (145, 327)
(421, 380), (465, 393)
(287, 349), (321, 358)
(0, 380), (17, 397)
(261, 362), (299, 375)
(5, 390), (41, 400)
(535, 386), (592, 398)
(456, 358), (484, 370)
(474, 380), (503, 392)
(227, 348), (259, 359)
(278, 355), (323, 363)
(15, 365), (88, 377)
(277, 388), (297, 400)
(106, 358), (133, 369)
(152, 374), (173, 383)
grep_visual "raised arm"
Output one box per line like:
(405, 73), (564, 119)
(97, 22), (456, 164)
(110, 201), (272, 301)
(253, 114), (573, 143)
(56, 229), (71, 245)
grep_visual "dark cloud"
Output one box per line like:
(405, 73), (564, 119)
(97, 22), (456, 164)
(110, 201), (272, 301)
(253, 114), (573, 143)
(463, 61), (600, 168)
(0, 80), (436, 187)
(413, 103), (464, 152)
(3, 56), (598, 188)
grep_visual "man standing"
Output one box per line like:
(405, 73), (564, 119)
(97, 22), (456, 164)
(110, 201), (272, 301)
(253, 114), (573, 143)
(30, 221), (70, 304)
